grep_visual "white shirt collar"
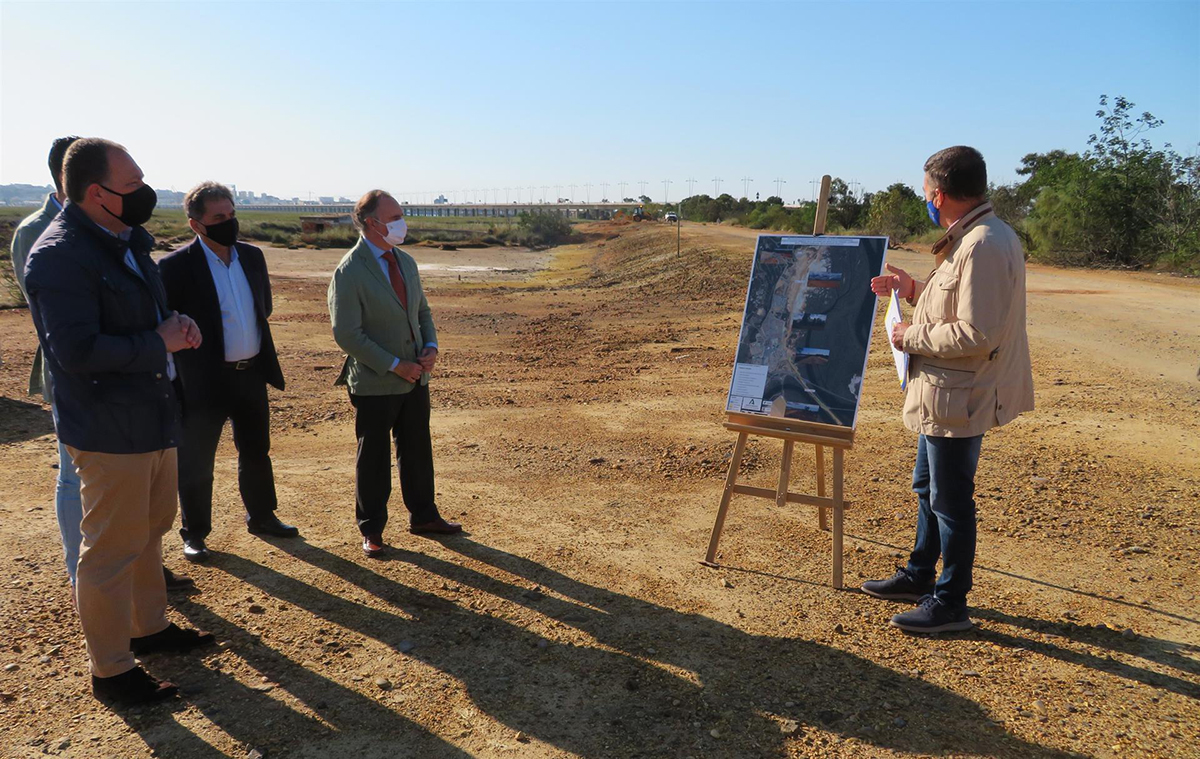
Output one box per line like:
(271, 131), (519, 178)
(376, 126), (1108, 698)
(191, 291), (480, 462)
(198, 235), (237, 263)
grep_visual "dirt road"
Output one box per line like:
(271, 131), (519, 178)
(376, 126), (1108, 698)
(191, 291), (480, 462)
(0, 221), (1196, 758)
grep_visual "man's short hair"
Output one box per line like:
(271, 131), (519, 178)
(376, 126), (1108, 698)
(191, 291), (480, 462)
(48, 136), (81, 194)
(184, 181), (235, 220)
(63, 137), (126, 204)
(353, 189), (393, 231)
(924, 146), (987, 200)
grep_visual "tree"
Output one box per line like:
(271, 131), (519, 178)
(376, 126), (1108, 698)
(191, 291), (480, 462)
(866, 183), (930, 241)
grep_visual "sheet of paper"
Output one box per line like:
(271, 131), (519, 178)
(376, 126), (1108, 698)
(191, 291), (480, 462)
(730, 362), (769, 403)
(885, 290), (909, 390)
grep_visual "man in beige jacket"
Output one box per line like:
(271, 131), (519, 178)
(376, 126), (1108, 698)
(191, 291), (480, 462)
(863, 146), (1034, 633)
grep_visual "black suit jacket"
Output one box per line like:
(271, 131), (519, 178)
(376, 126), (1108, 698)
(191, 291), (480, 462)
(159, 238), (285, 408)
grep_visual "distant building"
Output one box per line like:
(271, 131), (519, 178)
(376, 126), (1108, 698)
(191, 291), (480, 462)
(433, 194), (448, 204)
(300, 214), (352, 233)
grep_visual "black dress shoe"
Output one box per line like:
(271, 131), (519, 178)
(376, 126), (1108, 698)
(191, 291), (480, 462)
(182, 539), (210, 563)
(93, 665), (177, 706)
(246, 515), (300, 538)
(409, 517), (463, 535)
(163, 566), (195, 591)
(131, 622), (217, 655)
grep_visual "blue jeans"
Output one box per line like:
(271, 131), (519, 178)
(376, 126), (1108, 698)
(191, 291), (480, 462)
(905, 433), (983, 607)
(51, 404), (84, 587)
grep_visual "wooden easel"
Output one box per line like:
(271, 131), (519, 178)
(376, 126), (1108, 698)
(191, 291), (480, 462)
(701, 175), (855, 589)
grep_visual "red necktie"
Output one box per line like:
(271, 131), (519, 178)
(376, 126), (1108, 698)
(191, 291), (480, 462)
(381, 250), (408, 310)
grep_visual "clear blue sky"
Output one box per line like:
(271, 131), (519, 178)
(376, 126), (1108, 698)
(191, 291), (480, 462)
(2, 0), (1197, 203)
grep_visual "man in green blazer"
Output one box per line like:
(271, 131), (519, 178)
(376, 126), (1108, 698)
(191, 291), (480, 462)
(327, 189), (462, 557)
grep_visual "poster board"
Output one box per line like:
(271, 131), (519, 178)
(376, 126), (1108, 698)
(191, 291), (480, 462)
(725, 234), (888, 429)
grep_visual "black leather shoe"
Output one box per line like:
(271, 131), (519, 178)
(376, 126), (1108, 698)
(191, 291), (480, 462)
(246, 515), (300, 538)
(93, 665), (177, 706)
(131, 622), (216, 655)
(182, 539), (210, 563)
(163, 566), (195, 591)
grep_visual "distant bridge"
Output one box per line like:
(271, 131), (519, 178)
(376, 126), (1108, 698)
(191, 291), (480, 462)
(236, 202), (643, 219)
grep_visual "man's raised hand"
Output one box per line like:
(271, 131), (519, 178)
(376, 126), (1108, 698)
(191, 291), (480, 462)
(870, 263), (915, 300)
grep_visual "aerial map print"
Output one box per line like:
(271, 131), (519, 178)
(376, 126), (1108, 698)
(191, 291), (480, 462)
(726, 235), (888, 428)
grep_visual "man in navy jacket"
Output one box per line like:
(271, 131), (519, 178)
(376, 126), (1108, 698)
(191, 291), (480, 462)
(24, 138), (214, 706)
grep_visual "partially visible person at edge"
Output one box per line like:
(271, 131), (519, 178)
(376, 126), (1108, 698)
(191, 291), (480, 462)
(24, 138), (215, 706)
(862, 145), (1034, 633)
(327, 189), (462, 560)
(12, 136), (193, 594)
(159, 181), (298, 565)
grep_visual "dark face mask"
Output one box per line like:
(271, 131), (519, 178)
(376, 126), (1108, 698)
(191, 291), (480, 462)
(201, 216), (239, 247)
(99, 183), (158, 227)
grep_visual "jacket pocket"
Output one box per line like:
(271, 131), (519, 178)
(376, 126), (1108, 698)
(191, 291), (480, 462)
(919, 363), (974, 429)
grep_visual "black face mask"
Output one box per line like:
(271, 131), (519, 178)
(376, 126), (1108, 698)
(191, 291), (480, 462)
(201, 217), (239, 247)
(99, 183), (158, 227)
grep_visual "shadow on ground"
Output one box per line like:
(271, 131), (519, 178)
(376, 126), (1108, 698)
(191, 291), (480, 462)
(112, 535), (1085, 758)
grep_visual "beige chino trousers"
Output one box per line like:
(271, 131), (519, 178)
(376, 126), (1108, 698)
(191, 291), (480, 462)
(66, 446), (177, 678)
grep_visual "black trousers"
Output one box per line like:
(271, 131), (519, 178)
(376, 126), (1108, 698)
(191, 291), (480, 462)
(350, 384), (438, 537)
(178, 365), (278, 543)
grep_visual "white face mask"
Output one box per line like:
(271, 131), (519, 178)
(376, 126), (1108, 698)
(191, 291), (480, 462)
(382, 218), (407, 246)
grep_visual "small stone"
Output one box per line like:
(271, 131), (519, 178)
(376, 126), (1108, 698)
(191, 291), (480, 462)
(515, 731), (529, 743)
(3, 664), (17, 672)
(893, 717), (907, 728)
(709, 728), (721, 739)
(784, 701), (795, 707)
(719, 577), (733, 589)
(251, 683), (274, 692)
(38, 656), (51, 664)
(247, 750), (265, 759)
(1121, 628), (1136, 640)
(588, 457), (606, 465)
(960, 670), (981, 678)
(47, 645), (62, 656)
(248, 604), (266, 614)
(55, 738), (71, 751)
(375, 677), (393, 691)
(1018, 710), (1034, 718)
(833, 623), (846, 634)
(397, 640), (415, 654)
(780, 719), (799, 735)
(1032, 699), (1047, 713)
(536, 639), (548, 649)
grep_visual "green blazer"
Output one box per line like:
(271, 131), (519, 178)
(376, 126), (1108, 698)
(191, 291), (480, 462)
(327, 238), (437, 396)
(11, 193), (62, 400)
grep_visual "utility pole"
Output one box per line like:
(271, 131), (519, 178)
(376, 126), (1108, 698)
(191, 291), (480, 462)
(570, 183), (577, 202)
(584, 182), (593, 203)
(601, 181), (609, 202)
(637, 180), (648, 199)
(712, 176), (723, 196)
(619, 181), (628, 200)
(773, 178), (786, 198)
(541, 185), (549, 204)
(741, 176), (752, 199)
(685, 177), (697, 198)
(555, 184), (562, 202)
(809, 178), (818, 202)
(505, 187), (511, 204)
(662, 179), (673, 203)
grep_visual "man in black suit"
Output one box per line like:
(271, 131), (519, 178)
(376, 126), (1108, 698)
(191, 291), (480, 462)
(159, 182), (298, 562)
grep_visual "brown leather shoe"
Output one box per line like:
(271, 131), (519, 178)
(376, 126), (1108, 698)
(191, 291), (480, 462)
(362, 535), (386, 558)
(92, 665), (177, 706)
(409, 517), (463, 535)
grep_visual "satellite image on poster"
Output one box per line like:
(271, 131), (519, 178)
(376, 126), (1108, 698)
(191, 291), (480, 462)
(726, 234), (888, 428)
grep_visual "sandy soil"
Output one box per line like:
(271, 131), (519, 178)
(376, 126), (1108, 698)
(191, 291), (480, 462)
(0, 221), (1197, 758)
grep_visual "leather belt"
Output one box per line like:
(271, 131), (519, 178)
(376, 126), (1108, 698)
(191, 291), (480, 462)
(224, 356), (258, 370)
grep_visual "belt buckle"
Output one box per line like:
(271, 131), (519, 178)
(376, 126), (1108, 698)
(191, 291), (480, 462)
(235, 360), (250, 370)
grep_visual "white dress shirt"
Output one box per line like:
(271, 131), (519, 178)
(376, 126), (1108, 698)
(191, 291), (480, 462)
(198, 237), (262, 362)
